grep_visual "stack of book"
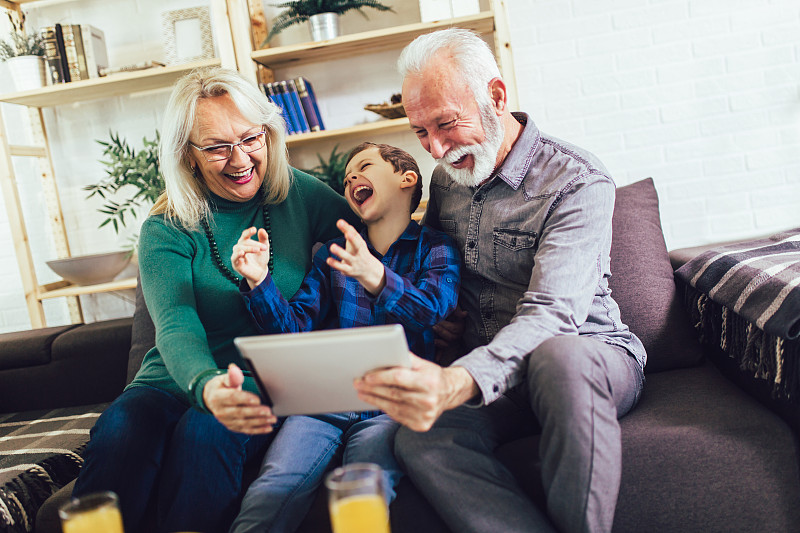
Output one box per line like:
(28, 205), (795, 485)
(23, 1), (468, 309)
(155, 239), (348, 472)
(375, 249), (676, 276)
(261, 77), (325, 136)
(40, 24), (109, 84)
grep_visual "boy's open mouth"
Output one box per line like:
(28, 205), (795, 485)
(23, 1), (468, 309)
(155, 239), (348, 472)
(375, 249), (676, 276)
(352, 184), (374, 206)
(225, 167), (254, 184)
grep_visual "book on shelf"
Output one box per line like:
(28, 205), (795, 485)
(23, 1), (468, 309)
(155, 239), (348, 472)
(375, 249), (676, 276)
(294, 77), (324, 132)
(40, 26), (65, 84)
(281, 80), (310, 134)
(261, 82), (295, 135)
(273, 82), (303, 135)
(56, 24), (72, 83)
(40, 23), (108, 83)
(55, 24), (71, 83)
(62, 24), (89, 82)
(262, 77), (326, 137)
(80, 25), (109, 78)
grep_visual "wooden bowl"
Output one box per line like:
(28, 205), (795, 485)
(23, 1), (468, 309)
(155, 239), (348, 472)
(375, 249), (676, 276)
(364, 102), (406, 119)
(46, 251), (132, 286)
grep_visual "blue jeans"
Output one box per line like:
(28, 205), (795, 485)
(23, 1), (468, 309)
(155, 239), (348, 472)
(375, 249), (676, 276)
(73, 385), (276, 533)
(396, 336), (645, 533)
(230, 412), (401, 533)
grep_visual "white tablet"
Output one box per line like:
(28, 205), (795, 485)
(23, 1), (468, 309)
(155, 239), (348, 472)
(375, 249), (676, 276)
(234, 324), (410, 416)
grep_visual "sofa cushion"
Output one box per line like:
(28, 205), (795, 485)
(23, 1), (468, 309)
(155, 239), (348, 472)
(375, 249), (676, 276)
(0, 324), (77, 371)
(614, 363), (800, 532)
(489, 363), (800, 532)
(610, 178), (704, 373)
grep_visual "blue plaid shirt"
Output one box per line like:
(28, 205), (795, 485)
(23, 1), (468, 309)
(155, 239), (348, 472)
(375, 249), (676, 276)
(241, 221), (461, 361)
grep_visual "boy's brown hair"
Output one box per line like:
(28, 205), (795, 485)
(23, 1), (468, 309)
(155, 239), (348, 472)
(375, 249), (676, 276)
(346, 142), (423, 214)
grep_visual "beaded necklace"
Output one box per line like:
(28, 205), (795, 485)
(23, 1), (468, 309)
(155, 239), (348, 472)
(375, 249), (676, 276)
(200, 204), (273, 286)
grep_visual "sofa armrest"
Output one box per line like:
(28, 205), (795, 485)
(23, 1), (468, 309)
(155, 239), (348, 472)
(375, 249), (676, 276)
(0, 318), (132, 413)
(671, 232), (800, 439)
(668, 234), (774, 270)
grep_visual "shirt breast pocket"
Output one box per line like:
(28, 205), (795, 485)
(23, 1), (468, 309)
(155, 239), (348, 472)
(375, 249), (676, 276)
(493, 228), (538, 284)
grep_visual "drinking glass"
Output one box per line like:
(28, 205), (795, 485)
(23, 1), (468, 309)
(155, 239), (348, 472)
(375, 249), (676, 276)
(58, 491), (124, 533)
(325, 463), (390, 533)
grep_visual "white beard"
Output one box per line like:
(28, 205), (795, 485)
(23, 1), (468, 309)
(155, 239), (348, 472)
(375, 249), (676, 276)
(436, 104), (505, 188)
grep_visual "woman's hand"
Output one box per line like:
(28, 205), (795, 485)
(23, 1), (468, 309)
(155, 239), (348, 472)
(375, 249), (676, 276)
(231, 227), (270, 289)
(203, 363), (277, 434)
(327, 219), (386, 295)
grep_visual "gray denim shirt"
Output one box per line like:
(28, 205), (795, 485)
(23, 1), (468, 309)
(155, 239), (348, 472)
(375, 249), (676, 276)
(424, 113), (647, 405)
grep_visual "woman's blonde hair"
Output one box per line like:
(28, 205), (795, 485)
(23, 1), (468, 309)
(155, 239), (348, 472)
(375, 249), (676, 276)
(151, 66), (291, 229)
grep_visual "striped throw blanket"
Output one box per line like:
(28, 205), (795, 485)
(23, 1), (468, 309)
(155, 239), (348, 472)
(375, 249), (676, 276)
(675, 228), (800, 340)
(675, 228), (800, 400)
(0, 404), (106, 533)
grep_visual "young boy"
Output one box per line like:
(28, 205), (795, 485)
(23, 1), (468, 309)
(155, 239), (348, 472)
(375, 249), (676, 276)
(228, 142), (461, 533)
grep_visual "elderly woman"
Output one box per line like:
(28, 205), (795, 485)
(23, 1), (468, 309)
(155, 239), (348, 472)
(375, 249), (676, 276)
(72, 67), (357, 533)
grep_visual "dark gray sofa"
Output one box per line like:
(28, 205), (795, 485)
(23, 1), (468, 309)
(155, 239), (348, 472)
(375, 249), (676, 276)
(1, 178), (799, 533)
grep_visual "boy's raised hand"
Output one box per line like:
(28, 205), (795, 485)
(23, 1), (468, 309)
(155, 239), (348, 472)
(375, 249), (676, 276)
(231, 227), (270, 289)
(327, 219), (386, 295)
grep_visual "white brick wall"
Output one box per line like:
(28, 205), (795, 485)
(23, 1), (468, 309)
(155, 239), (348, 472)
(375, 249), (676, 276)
(509, 0), (800, 250)
(0, 0), (798, 331)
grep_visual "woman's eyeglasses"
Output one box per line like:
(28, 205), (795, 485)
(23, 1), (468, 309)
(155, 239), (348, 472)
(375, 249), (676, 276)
(189, 128), (267, 162)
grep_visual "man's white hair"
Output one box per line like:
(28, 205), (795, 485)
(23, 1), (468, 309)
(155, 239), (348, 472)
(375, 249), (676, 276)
(397, 28), (501, 107)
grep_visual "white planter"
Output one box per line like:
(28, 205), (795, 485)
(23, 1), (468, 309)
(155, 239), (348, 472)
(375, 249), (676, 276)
(5, 55), (47, 92)
(308, 13), (340, 42)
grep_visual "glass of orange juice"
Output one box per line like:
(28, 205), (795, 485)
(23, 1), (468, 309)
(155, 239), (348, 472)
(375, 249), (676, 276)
(58, 491), (124, 533)
(325, 463), (390, 533)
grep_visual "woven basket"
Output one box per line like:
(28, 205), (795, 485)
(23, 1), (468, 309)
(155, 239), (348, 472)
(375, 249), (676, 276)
(364, 102), (406, 119)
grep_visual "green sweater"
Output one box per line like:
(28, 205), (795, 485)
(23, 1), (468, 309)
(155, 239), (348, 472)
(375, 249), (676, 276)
(129, 169), (357, 409)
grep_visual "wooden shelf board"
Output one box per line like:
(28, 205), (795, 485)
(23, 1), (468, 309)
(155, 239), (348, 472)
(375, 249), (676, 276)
(38, 277), (137, 300)
(0, 59), (221, 107)
(286, 117), (411, 147)
(252, 11), (495, 69)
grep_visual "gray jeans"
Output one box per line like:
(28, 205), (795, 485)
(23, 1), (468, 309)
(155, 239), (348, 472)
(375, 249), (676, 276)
(395, 335), (645, 533)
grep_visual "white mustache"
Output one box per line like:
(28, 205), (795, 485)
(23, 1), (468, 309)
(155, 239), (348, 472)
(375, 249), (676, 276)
(437, 144), (475, 166)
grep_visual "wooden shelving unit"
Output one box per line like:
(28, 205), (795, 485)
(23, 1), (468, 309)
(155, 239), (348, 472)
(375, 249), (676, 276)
(251, 12), (496, 69)
(38, 277), (137, 300)
(286, 117), (410, 148)
(0, 1), (231, 327)
(0, 58), (220, 107)
(0, 0), (516, 327)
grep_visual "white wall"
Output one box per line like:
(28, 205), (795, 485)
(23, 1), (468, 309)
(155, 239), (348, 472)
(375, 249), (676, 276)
(0, 0), (798, 331)
(507, 0), (800, 249)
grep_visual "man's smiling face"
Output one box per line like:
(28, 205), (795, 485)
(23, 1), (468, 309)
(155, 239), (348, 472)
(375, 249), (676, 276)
(402, 54), (505, 187)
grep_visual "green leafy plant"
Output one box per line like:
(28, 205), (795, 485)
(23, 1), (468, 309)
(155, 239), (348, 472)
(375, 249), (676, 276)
(301, 144), (352, 196)
(0, 13), (44, 60)
(84, 131), (164, 233)
(267, 0), (394, 43)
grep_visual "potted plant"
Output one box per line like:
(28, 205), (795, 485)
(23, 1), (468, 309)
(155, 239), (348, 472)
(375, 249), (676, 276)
(83, 131), (164, 237)
(301, 144), (352, 196)
(0, 13), (46, 92)
(267, 0), (394, 43)
(45, 132), (161, 283)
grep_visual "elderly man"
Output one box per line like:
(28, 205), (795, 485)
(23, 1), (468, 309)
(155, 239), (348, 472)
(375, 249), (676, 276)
(354, 28), (647, 533)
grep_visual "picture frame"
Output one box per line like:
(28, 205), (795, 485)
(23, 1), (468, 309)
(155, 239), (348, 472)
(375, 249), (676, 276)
(161, 6), (215, 65)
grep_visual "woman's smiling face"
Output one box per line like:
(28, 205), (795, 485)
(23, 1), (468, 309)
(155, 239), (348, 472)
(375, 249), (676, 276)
(188, 94), (267, 202)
